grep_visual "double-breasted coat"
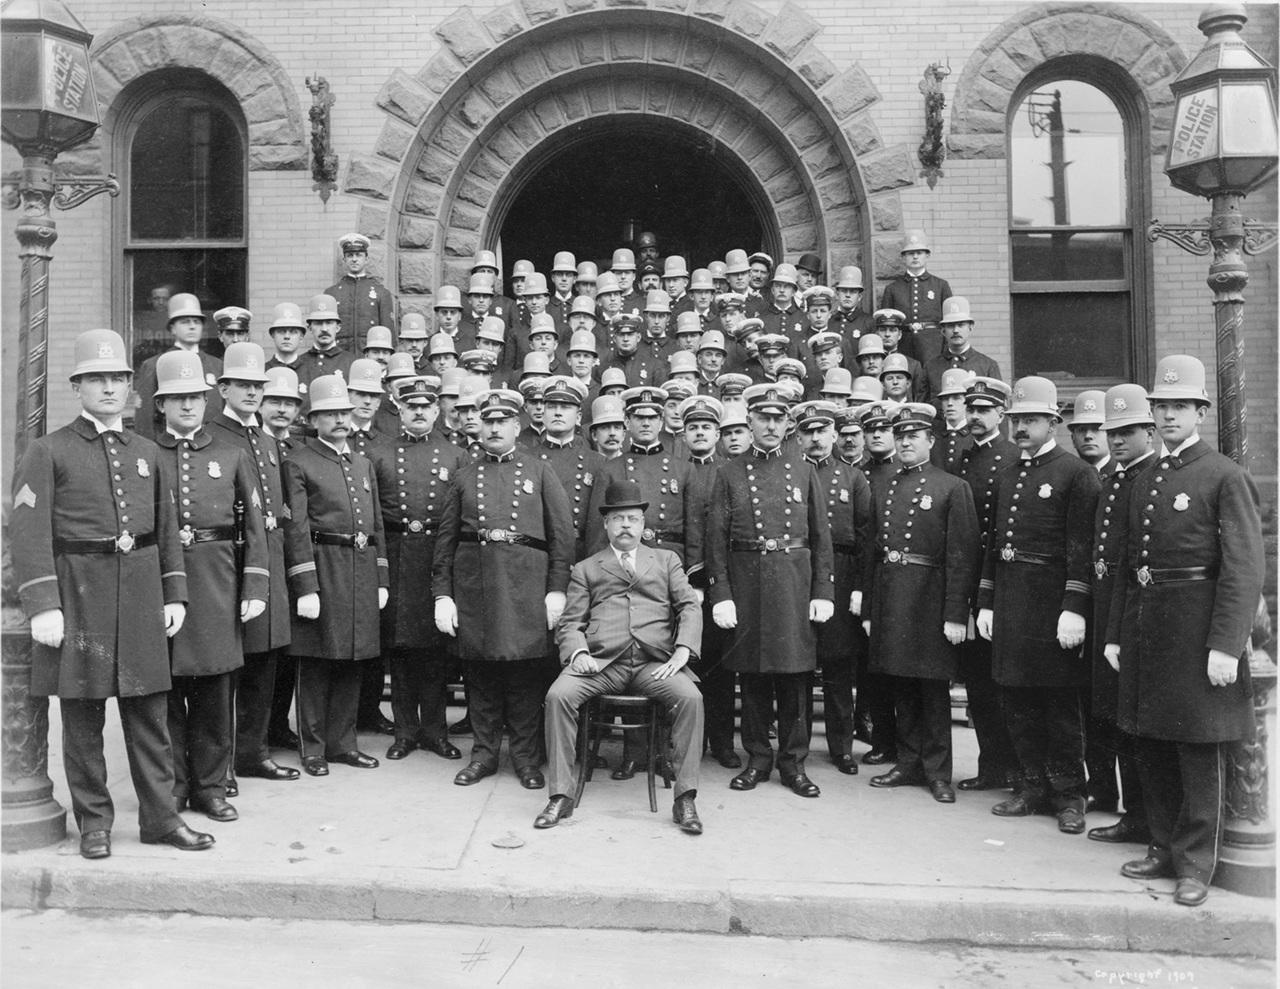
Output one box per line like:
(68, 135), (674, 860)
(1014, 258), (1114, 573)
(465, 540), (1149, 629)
(325, 273), (394, 353)
(957, 434), (1018, 602)
(154, 430), (269, 676)
(977, 445), (1100, 687)
(868, 462), (979, 680)
(12, 417), (187, 698)
(705, 446), (834, 674)
(808, 454), (873, 662)
(370, 432), (466, 649)
(531, 435), (606, 561)
(282, 438), (388, 660)
(1106, 440), (1264, 743)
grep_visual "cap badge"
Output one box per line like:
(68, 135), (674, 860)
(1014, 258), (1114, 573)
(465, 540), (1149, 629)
(1114, 398), (1128, 411)
(1038, 483), (1052, 499)
(245, 355), (258, 369)
(1083, 400), (1097, 411)
(1173, 493), (1190, 512)
(208, 461), (222, 479)
(767, 389), (778, 402)
(98, 343), (115, 358)
(1164, 369), (1180, 383)
(1015, 387), (1026, 399)
(179, 365), (194, 378)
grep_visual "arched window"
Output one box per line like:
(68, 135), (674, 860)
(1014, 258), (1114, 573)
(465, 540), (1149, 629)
(114, 71), (247, 367)
(1008, 61), (1153, 389)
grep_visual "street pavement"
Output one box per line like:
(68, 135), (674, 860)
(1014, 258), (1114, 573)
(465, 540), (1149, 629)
(1, 700), (1274, 959)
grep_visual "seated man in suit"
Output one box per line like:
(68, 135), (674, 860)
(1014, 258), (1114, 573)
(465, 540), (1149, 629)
(537, 479), (706, 834)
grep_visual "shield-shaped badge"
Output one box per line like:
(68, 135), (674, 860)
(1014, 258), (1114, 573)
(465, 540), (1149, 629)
(208, 461), (222, 479)
(137, 458), (150, 478)
(920, 494), (933, 510)
(1038, 483), (1052, 499)
(523, 479), (535, 495)
(1173, 493), (1190, 512)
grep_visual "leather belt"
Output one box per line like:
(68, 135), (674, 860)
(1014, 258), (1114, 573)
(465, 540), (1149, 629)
(387, 520), (434, 535)
(54, 531), (157, 555)
(1131, 565), (1216, 587)
(460, 529), (548, 551)
(882, 549), (940, 568)
(1094, 560), (1118, 578)
(832, 542), (858, 556)
(998, 546), (1052, 565)
(731, 536), (808, 554)
(641, 528), (684, 545)
(179, 525), (235, 548)
(313, 531), (376, 549)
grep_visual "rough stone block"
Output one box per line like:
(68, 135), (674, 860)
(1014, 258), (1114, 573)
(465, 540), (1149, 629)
(802, 143), (843, 180)
(955, 108), (1005, 136)
(479, 67), (522, 108)
(344, 155), (399, 201)
(533, 96), (566, 131)
(55, 145), (104, 176)
(242, 88), (288, 126)
(859, 147), (915, 194)
(874, 237), (905, 279)
(715, 109), (748, 146)
(727, 2), (771, 40)
(436, 9), (493, 66)
(735, 125), (771, 163)
(827, 209), (863, 244)
(752, 145), (789, 183)
(483, 4), (526, 43)
(166, 25), (224, 74)
(583, 79), (613, 115)
(667, 88), (697, 123)
(816, 174), (855, 211)
(441, 259), (473, 288)
(1109, 23), (1154, 69)
(511, 50), (551, 89)
(398, 296), (432, 320)
(417, 147), (458, 186)
(445, 229), (480, 259)
(458, 91), (493, 130)
(646, 80), (673, 115)
(694, 98), (723, 132)
(450, 203), (485, 232)
(762, 2), (821, 62)
(404, 178), (444, 217)
(560, 87), (588, 120)
(869, 195), (902, 233)
(765, 170), (805, 204)
(610, 26), (647, 61)
(615, 80), (643, 111)
(432, 118), (473, 158)
(249, 118), (298, 149)
(650, 28), (683, 65)
(564, 0), (597, 11)
(1131, 48), (1177, 90)
(793, 46), (836, 91)
(1028, 14), (1075, 61)
(358, 204), (390, 239)
(519, 0), (561, 25)
(375, 121), (414, 163)
(682, 34), (716, 73)
(980, 47), (1027, 94)
(785, 111), (826, 152)
(418, 51), (463, 96)
(367, 246), (388, 286)
(97, 42), (138, 85)
(763, 90), (805, 134)
(488, 128), (526, 165)
(738, 69), (777, 108)
(968, 75), (1012, 116)
(775, 199), (813, 228)
(690, 0), (731, 22)
(470, 151), (510, 187)
(378, 69), (434, 126)
(399, 216), (436, 249)
(399, 253), (437, 295)
(578, 30), (607, 65)
(782, 226), (817, 254)
(822, 66), (880, 120)
(544, 36), (579, 74)
(228, 63), (274, 103)
(247, 144), (304, 171)
(604, 0), (648, 7)
(507, 110), (544, 148)
(843, 114), (882, 156)
(123, 29), (171, 74)
(653, 0), (689, 12)
(999, 27), (1045, 73)
(947, 133), (1003, 160)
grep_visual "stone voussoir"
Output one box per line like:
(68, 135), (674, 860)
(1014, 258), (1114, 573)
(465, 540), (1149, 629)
(761, 1), (821, 63)
(378, 69), (435, 126)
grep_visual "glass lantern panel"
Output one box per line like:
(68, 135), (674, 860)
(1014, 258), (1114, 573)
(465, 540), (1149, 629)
(1168, 88), (1221, 168)
(1221, 83), (1279, 155)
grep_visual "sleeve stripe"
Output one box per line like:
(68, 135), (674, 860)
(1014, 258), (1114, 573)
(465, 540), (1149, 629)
(242, 567), (270, 577)
(18, 575), (58, 593)
(286, 562), (317, 578)
(160, 569), (186, 580)
(1064, 580), (1091, 595)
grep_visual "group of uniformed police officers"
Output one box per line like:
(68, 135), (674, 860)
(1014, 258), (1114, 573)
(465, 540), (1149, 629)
(9, 229), (1263, 909)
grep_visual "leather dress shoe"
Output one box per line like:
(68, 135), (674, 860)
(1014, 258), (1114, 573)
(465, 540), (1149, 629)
(832, 754), (859, 775)
(673, 793), (703, 834)
(861, 748), (896, 766)
(957, 773), (1007, 791)
(518, 767), (546, 790)
(711, 748), (742, 769)
(190, 795), (239, 822)
(991, 792), (1047, 817)
(302, 756), (329, 777)
(870, 767), (923, 788)
(358, 714), (396, 736)
(448, 716), (473, 736)
(589, 753), (609, 769)
(223, 775), (238, 798)
(1174, 877), (1210, 907)
(1121, 855), (1176, 880)
(331, 750), (379, 769)
(533, 795), (574, 829)
(929, 780), (956, 803)
(80, 830), (111, 860)
(729, 767), (769, 791)
(142, 824), (215, 851)
(454, 761), (495, 786)
(1085, 794), (1118, 814)
(386, 739), (417, 760)
(268, 729), (300, 749)
(421, 737), (462, 760)
(1088, 817), (1150, 845)
(238, 759), (299, 781)
(782, 773), (821, 798)
(1057, 806), (1086, 834)
(611, 760), (639, 781)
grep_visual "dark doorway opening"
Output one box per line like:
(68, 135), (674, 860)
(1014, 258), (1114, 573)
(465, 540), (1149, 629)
(498, 119), (767, 281)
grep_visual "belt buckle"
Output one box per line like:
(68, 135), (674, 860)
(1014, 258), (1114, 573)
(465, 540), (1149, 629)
(1136, 565), (1153, 587)
(1094, 560), (1107, 578)
(764, 538), (779, 552)
(264, 514), (277, 531)
(408, 520), (424, 533)
(178, 526), (194, 548)
(642, 528), (655, 542)
(910, 322), (924, 332)
(354, 531), (369, 550)
(489, 528), (508, 543)
(116, 530), (135, 553)
(1000, 545), (1015, 563)
(886, 549), (902, 564)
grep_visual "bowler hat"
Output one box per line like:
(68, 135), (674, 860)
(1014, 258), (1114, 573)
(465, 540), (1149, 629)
(598, 479), (649, 516)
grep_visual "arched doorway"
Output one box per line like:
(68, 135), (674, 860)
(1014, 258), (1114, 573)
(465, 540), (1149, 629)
(496, 117), (765, 276)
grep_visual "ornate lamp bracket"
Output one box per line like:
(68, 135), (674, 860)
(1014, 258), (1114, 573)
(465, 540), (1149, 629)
(917, 62), (950, 190)
(1148, 217), (1279, 256)
(306, 75), (339, 204)
(1, 172), (120, 212)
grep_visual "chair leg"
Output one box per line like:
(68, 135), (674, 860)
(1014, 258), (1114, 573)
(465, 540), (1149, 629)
(573, 699), (593, 809)
(646, 702), (658, 813)
(660, 715), (673, 790)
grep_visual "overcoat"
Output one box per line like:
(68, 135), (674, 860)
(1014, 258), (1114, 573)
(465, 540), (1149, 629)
(809, 454), (873, 661)
(956, 434), (1018, 600)
(282, 438), (388, 660)
(325, 273), (394, 352)
(1106, 440), (1263, 742)
(12, 417), (187, 698)
(530, 435), (606, 561)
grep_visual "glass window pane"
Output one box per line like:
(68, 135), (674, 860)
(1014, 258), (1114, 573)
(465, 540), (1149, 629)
(129, 98), (244, 241)
(128, 248), (248, 366)
(1011, 230), (1126, 281)
(1011, 293), (1130, 380)
(1010, 80), (1126, 227)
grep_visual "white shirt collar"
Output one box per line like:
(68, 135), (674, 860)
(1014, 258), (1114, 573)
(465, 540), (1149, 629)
(80, 412), (124, 434)
(318, 436), (349, 456)
(222, 408), (259, 428)
(1022, 438), (1056, 460)
(1161, 433), (1199, 458)
(1094, 454), (1111, 473)
(612, 545), (636, 569)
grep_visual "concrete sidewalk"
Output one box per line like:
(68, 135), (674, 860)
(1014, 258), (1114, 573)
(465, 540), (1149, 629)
(2, 701), (1273, 958)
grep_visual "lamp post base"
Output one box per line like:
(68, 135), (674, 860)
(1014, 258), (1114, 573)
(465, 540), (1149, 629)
(1, 626), (66, 852)
(1217, 663), (1276, 898)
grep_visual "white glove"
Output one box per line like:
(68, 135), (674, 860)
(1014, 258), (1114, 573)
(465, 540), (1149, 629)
(848, 590), (863, 616)
(1056, 610), (1086, 651)
(434, 596), (457, 636)
(809, 599), (834, 624)
(713, 601), (737, 629)
(943, 621), (967, 645)
(977, 608), (994, 641)
(1104, 643), (1120, 672)
(240, 599), (266, 623)
(861, 619), (871, 637)
(1207, 648), (1240, 687)
(693, 588), (705, 606)
(29, 609), (64, 648)
(378, 587), (389, 610)
(545, 591), (566, 630)
(164, 603), (186, 638)
(297, 593), (320, 620)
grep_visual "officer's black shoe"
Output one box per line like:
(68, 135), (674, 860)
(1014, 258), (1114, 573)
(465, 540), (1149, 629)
(1088, 817), (1151, 845)
(386, 739), (416, 760)
(957, 773), (1007, 791)
(302, 756), (329, 777)
(869, 767), (924, 788)
(729, 767), (769, 791)
(861, 748), (896, 766)
(223, 775), (238, 798)
(711, 748), (743, 769)
(611, 760), (640, 781)
(1174, 878), (1210, 907)
(991, 790), (1047, 817)
(518, 767), (546, 790)
(1121, 855), (1176, 880)
(421, 737), (462, 760)
(448, 716), (473, 736)
(832, 754), (860, 775)
(331, 750), (379, 769)
(1057, 806), (1086, 834)
(141, 824), (215, 851)
(534, 795), (574, 829)
(929, 780), (956, 803)
(454, 761), (495, 786)
(79, 830), (111, 860)
(673, 793), (703, 834)
(238, 759), (300, 781)
(781, 773), (821, 798)
(191, 795), (239, 823)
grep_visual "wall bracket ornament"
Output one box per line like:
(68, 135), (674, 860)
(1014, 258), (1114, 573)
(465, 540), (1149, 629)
(917, 62), (950, 189)
(306, 75), (339, 203)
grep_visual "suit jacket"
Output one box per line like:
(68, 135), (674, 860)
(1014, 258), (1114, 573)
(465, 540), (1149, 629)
(556, 544), (702, 674)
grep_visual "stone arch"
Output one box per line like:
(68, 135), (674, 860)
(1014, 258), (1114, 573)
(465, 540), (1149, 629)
(342, 1), (913, 311)
(949, 3), (1188, 160)
(58, 13), (306, 174)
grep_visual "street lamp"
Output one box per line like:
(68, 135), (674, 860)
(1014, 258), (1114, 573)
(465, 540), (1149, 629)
(1150, 3), (1278, 899)
(0, 0), (118, 852)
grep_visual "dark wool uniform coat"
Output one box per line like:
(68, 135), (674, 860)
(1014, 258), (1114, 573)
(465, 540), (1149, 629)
(282, 439), (388, 660)
(878, 272), (952, 363)
(154, 430), (269, 676)
(957, 434), (1018, 600)
(530, 435), (606, 561)
(206, 414), (292, 653)
(325, 273), (394, 353)
(808, 454), (874, 662)
(930, 423), (973, 474)
(12, 417), (187, 698)
(977, 444), (1100, 688)
(868, 462), (980, 680)
(370, 431), (466, 649)
(1106, 440), (1264, 743)
(705, 446), (834, 674)
(348, 423), (388, 460)
(294, 347), (355, 392)
(432, 451), (574, 662)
